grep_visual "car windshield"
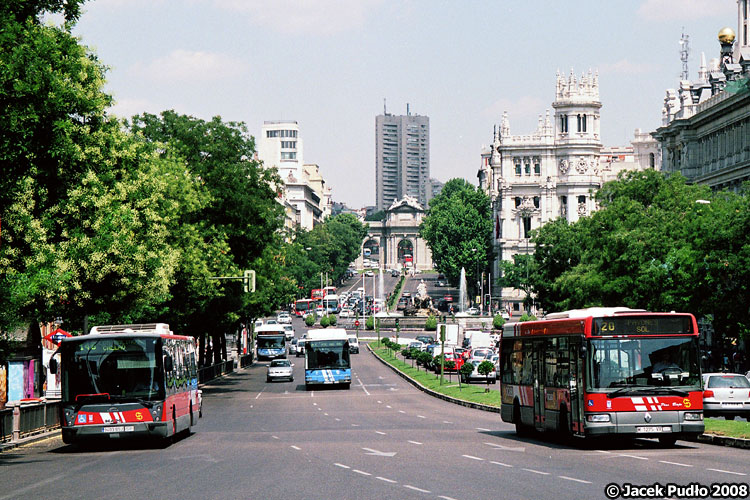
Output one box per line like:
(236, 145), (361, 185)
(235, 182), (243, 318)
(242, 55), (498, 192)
(257, 336), (285, 349)
(707, 375), (750, 388)
(588, 337), (700, 390)
(270, 360), (290, 367)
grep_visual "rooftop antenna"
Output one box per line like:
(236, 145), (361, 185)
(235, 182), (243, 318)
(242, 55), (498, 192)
(407, 102), (410, 116)
(679, 28), (690, 80)
(383, 98), (387, 115)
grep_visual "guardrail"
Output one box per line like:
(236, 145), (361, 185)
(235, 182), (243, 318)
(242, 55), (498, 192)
(198, 359), (235, 384)
(0, 399), (61, 443)
(239, 354), (254, 368)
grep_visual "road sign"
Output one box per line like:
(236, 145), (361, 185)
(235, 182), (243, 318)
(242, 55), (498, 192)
(355, 320), (360, 327)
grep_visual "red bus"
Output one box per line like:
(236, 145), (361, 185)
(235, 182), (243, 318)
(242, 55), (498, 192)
(500, 307), (703, 446)
(294, 298), (314, 317)
(54, 323), (201, 444)
(311, 289), (325, 302)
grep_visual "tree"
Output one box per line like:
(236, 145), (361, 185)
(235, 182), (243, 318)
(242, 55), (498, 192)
(420, 179), (492, 297)
(493, 314), (506, 330)
(424, 315), (437, 331)
(459, 362), (474, 384)
(477, 360), (495, 390)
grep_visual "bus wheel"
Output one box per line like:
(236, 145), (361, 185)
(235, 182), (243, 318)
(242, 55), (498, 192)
(658, 435), (677, 447)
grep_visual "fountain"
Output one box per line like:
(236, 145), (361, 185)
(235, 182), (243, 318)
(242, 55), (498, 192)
(378, 267), (385, 303)
(459, 267), (467, 314)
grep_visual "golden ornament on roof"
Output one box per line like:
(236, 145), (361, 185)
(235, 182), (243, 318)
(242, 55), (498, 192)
(718, 27), (736, 44)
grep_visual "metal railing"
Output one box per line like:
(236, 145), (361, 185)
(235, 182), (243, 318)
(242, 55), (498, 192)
(239, 354), (254, 368)
(198, 359), (235, 384)
(0, 400), (61, 443)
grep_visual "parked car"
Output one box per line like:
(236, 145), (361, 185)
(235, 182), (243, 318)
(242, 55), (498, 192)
(282, 324), (295, 341)
(461, 358), (497, 384)
(277, 312), (292, 324)
(348, 336), (360, 354)
(702, 373), (750, 420)
(267, 359), (294, 382)
(489, 354), (500, 379)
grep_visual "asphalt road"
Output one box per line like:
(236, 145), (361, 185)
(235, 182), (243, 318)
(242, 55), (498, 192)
(2, 335), (749, 500)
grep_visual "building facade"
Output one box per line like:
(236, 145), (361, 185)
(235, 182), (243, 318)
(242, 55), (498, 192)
(375, 108), (430, 211)
(652, 15), (750, 191)
(478, 70), (656, 313)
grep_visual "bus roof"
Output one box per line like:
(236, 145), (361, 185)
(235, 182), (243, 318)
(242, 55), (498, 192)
(306, 328), (348, 341)
(89, 323), (173, 335)
(256, 324), (287, 335)
(542, 307), (646, 320)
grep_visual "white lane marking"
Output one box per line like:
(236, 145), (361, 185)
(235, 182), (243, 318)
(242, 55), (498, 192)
(271, 435), (279, 440)
(619, 454), (648, 460)
(386, 405), (392, 408)
(707, 468), (747, 476)
(310, 391), (314, 397)
(484, 442), (525, 451)
(291, 445), (301, 450)
(375, 431), (387, 435)
(559, 476), (592, 484)
(439, 496), (458, 500)
(476, 427), (491, 431)
(313, 402), (317, 406)
(659, 460), (692, 467)
(377, 400), (382, 404)
(490, 461), (513, 467)
(351, 424), (360, 427)
(353, 469), (372, 476)
(324, 413), (329, 416)
(335, 463), (350, 469)
(523, 468), (550, 475)
(255, 390), (264, 400)
(358, 378), (371, 396)
(417, 415), (426, 419)
(317, 407), (322, 411)
(377, 477), (397, 483)
(462, 455), (484, 461)
(443, 420), (453, 424)
(250, 405), (253, 408)
(399, 410), (406, 414)
(335, 418), (341, 421)
(594, 450), (611, 454)
(404, 485), (431, 493)
(408, 440), (422, 445)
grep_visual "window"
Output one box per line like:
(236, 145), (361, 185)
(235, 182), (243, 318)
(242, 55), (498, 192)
(578, 195), (586, 205)
(524, 161), (530, 175)
(560, 115), (568, 133)
(534, 161), (540, 175)
(514, 160), (521, 176)
(533, 196), (540, 209)
(522, 217), (531, 238)
(281, 141), (296, 149)
(514, 197), (521, 208)
(281, 152), (297, 160)
(649, 153), (655, 168)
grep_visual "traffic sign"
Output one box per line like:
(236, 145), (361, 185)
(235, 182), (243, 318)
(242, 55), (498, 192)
(355, 320), (360, 327)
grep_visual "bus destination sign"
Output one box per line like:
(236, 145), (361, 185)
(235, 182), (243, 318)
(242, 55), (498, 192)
(592, 315), (693, 336)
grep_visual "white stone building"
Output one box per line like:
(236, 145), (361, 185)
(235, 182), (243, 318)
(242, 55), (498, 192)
(478, 70), (657, 314)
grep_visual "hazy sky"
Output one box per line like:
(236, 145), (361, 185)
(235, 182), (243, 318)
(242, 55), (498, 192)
(71, 0), (737, 208)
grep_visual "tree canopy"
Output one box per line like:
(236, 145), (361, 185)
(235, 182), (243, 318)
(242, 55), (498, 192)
(419, 179), (492, 295)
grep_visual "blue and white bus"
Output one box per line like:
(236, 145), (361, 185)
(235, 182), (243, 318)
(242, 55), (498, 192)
(256, 324), (287, 361)
(322, 294), (341, 314)
(305, 329), (351, 390)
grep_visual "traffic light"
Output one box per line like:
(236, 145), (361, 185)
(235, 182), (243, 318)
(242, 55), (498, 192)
(243, 270), (256, 293)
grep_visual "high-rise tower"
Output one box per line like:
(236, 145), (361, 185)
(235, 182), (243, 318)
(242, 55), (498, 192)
(375, 106), (430, 211)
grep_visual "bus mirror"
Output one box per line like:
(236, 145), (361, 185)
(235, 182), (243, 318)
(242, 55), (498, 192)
(164, 355), (174, 372)
(49, 358), (58, 375)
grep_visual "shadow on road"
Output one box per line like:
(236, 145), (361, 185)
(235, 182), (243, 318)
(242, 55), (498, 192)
(478, 429), (700, 451)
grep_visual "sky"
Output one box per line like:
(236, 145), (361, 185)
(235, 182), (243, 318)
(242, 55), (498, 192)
(69, 0), (738, 208)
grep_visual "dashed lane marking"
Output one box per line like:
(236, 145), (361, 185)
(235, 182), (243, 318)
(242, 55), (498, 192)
(291, 445), (301, 450)
(404, 485), (431, 493)
(439, 496), (458, 500)
(335, 463), (350, 469)
(462, 455), (484, 461)
(618, 454), (648, 460)
(353, 469), (372, 476)
(476, 427), (491, 432)
(659, 461), (692, 467)
(375, 431), (387, 435)
(707, 468), (746, 476)
(559, 476), (592, 484)
(399, 410), (406, 414)
(377, 477), (397, 483)
(490, 461), (513, 467)
(417, 415), (426, 419)
(408, 440), (422, 445)
(523, 468), (550, 475)
(271, 435), (279, 440)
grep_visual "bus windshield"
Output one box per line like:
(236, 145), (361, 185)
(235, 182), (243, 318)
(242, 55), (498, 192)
(588, 337), (700, 390)
(60, 337), (164, 402)
(257, 336), (285, 349)
(307, 340), (350, 370)
(295, 300), (311, 312)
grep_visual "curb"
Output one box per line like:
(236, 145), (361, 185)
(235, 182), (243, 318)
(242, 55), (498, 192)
(367, 344), (750, 448)
(367, 343), (499, 413)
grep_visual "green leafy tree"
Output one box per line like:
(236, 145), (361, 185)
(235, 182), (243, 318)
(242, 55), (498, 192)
(477, 360), (495, 389)
(417, 351), (432, 370)
(366, 316), (374, 330)
(424, 315), (437, 331)
(304, 314), (315, 327)
(420, 179), (492, 297)
(460, 362), (474, 384)
(320, 315), (330, 328)
(493, 314), (506, 330)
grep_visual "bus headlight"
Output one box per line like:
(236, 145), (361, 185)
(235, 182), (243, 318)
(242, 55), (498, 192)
(586, 414), (611, 423)
(684, 412), (703, 421)
(150, 403), (163, 421)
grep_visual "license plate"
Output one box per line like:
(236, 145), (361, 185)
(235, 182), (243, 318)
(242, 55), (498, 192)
(102, 426), (134, 433)
(722, 402), (743, 407)
(636, 426), (669, 433)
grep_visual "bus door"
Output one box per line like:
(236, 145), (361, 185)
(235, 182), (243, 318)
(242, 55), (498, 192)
(568, 338), (585, 435)
(533, 339), (545, 431)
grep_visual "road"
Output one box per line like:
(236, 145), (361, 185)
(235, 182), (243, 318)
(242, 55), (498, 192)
(2, 333), (748, 500)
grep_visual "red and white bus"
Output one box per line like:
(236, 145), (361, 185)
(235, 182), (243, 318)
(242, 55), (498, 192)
(55, 323), (201, 444)
(500, 307), (703, 446)
(294, 298), (314, 317)
(311, 289), (325, 302)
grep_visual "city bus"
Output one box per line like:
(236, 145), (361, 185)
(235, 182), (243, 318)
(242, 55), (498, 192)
(311, 289), (325, 302)
(304, 328), (351, 390)
(256, 324), (287, 361)
(322, 294), (341, 314)
(54, 323), (201, 444)
(500, 307), (703, 446)
(323, 285), (336, 296)
(294, 298), (314, 317)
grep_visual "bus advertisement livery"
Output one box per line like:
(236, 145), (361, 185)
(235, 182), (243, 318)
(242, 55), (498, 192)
(311, 289), (325, 302)
(55, 323), (201, 444)
(256, 325), (287, 361)
(305, 329), (351, 389)
(294, 298), (313, 317)
(500, 308), (703, 446)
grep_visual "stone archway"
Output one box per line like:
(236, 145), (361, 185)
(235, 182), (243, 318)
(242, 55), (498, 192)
(397, 238), (414, 267)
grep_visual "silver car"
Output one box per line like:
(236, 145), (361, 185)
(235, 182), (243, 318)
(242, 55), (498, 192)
(267, 359), (294, 382)
(702, 373), (750, 420)
(462, 358), (497, 384)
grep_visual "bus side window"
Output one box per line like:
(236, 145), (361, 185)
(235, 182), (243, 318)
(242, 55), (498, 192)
(544, 338), (557, 387)
(558, 337), (570, 387)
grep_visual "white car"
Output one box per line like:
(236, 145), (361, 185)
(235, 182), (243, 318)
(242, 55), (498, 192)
(461, 358), (497, 384)
(466, 307), (479, 315)
(282, 324), (294, 340)
(501, 311), (511, 321)
(339, 308), (355, 318)
(267, 359), (294, 382)
(315, 305), (325, 317)
(277, 313), (292, 324)
(364, 270), (374, 277)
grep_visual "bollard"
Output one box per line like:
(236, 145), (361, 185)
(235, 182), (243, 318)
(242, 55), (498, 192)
(12, 403), (20, 442)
